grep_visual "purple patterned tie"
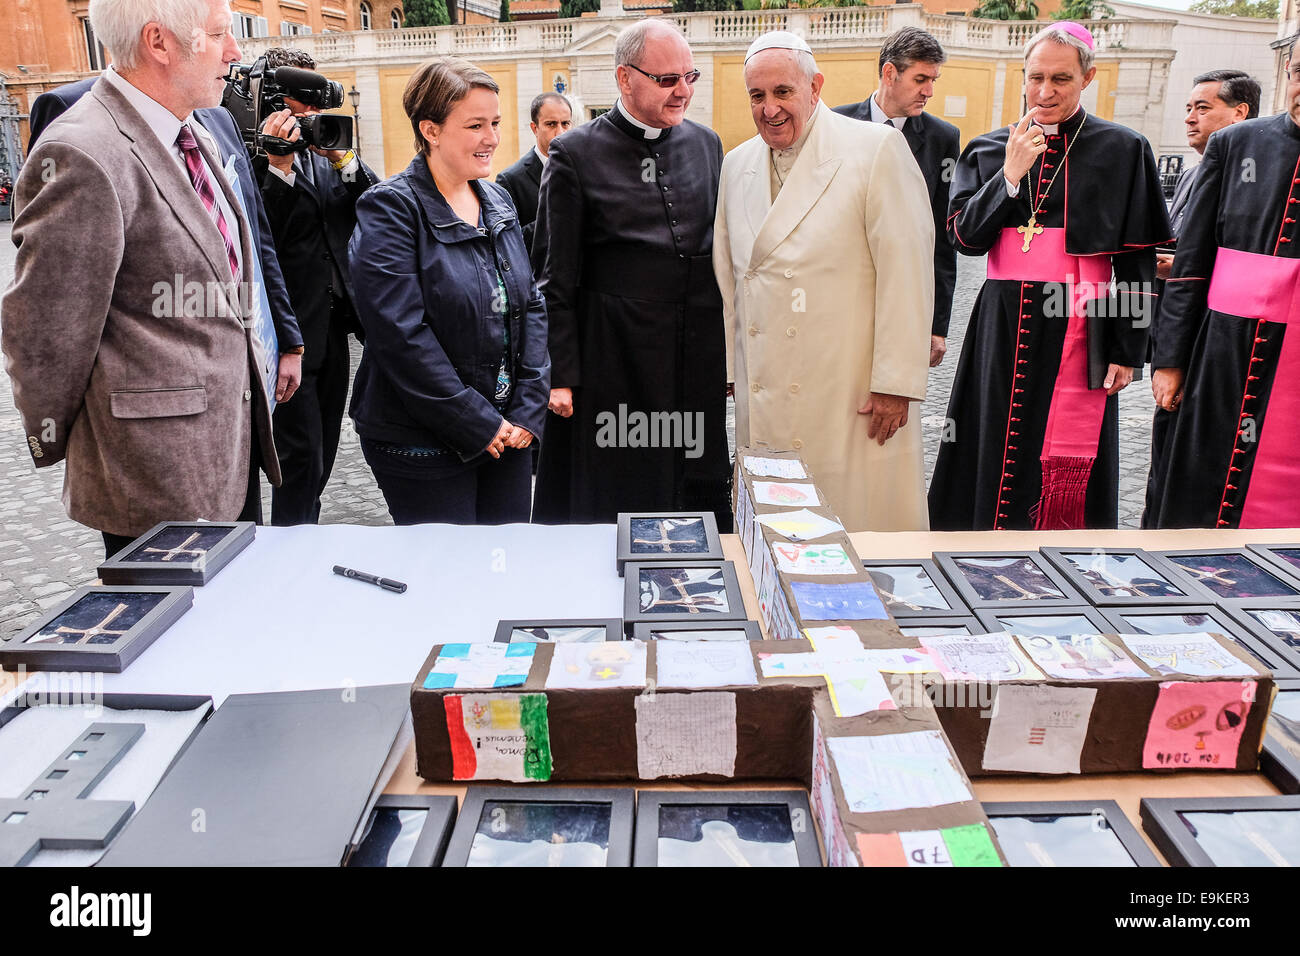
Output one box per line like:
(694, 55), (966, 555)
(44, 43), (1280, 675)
(176, 124), (239, 281)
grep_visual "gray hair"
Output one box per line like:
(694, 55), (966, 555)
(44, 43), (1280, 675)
(89, 0), (214, 72)
(744, 48), (820, 83)
(1024, 25), (1095, 75)
(614, 18), (684, 68)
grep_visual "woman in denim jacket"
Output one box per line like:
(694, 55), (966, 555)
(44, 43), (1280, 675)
(349, 57), (550, 524)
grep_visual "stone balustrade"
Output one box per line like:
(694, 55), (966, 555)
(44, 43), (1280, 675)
(234, 5), (1174, 65)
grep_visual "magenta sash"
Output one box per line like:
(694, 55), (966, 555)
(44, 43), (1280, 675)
(1207, 247), (1300, 528)
(987, 227), (1113, 530)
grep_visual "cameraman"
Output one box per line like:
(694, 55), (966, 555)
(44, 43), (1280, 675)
(255, 47), (379, 526)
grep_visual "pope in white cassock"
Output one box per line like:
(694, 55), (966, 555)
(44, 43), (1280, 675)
(714, 31), (935, 531)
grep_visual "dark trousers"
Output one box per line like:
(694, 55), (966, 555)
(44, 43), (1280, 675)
(361, 439), (531, 526)
(271, 320), (350, 526)
(101, 444), (262, 560)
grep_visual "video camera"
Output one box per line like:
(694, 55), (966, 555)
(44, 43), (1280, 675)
(221, 56), (353, 156)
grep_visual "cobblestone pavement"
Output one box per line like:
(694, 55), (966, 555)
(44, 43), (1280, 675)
(0, 223), (1157, 636)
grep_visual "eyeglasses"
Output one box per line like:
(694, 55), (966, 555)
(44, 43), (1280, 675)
(625, 63), (702, 89)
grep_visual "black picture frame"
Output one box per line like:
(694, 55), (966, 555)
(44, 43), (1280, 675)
(861, 558), (970, 618)
(616, 512), (723, 575)
(492, 619), (623, 644)
(895, 616), (985, 639)
(1245, 544), (1300, 589)
(1101, 604), (1300, 679)
(631, 620), (764, 642)
(0, 585), (193, 673)
(1040, 546), (1212, 606)
(633, 790), (821, 867)
(344, 794), (457, 868)
(1221, 602), (1300, 673)
(932, 551), (1084, 609)
(981, 800), (1162, 867)
(1261, 678), (1300, 795)
(1140, 795), (1300, 867)
(97, 521), (255, 586)
(974, 605), (1111, 638)
(443, 786), (635, 867)
(1152, 548), (1300, 606)
(623, 561), (748, 635)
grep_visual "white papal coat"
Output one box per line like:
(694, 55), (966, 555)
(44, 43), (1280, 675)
(714, 101), (934, 532)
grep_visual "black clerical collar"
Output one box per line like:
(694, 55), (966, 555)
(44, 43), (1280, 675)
(609, 101), (674, 142)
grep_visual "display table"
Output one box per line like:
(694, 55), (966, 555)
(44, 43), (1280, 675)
(3, 522), (1288, 865)
(380, 525), (1295, 866)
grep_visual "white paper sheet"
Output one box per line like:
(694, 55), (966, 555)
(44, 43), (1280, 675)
(755, 509), (844, 542)
(742, 456), (808, 479)
(771, 541), (856, 576)
(827, 731), (972, 814)
(752, 481), (821, 508)
(1118, 632), (1258, 677)
(919, 632), (1045, 682)
(654, 641), (757, 688)
(982, 684), (1097, 774)
(546, 641), (648, 690)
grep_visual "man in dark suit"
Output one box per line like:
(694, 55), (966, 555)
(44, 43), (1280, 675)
(1158, 70), (1260, 279)
(1141, 68), (1259, 527)
(495, 92), (572, 249)
(253, 47), (379, 526)
(834, 26), (959, 368)
(29, 75), (302, 412)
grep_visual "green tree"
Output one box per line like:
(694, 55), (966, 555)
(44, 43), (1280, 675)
(500, 0), (511, 20)
(1189, 0), (1279, 16)
(972, 0), (1040, 18)
(1052, 0), (1115, 18)
(675, 0), (743, 10)
(404, 0), (450, 26)
(559, 0), (600, 16)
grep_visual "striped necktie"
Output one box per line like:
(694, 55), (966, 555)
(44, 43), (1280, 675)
(176, 124), (239, 281)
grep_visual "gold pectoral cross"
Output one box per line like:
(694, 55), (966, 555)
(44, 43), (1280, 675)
(1017, 215), (1044, 253)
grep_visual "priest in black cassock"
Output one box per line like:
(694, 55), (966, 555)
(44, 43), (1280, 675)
(530, 18), (731, 527)
(928, 23), (1170, 531)
(1150, 45), (1300, 529)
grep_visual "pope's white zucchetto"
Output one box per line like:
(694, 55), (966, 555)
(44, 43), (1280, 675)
(744, 31), (813, 63)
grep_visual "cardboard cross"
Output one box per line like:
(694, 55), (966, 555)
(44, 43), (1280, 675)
(757, 628), (928, 717)
(52, 602), (131, 645)
(0, 722), (143, 867)
(143, 531), (205, 562)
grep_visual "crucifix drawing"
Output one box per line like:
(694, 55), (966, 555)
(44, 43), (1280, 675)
(0, 722), (143, 867)
(1180, 566), (1238, 588)
(1017, 216), (1044, 252)
(648, 572), (725, 615)
(992, 574), (1045, 601)
(633, 525), (682, 554)
(142, 531), (205, 562)
(48, 602), (131, 645)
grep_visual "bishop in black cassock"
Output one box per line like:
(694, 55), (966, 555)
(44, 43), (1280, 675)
(929, 106), (1169, 530)
(530, 99), (731, 527)
(1152, 109), (1300, 528)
